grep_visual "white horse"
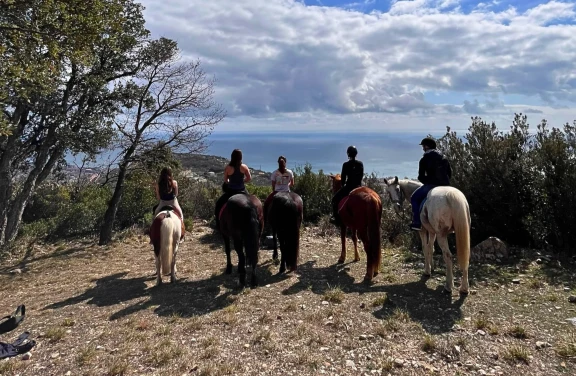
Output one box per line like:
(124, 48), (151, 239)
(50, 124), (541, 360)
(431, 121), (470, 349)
(382, 177), (471, 294)
(150, 209), (182, 286)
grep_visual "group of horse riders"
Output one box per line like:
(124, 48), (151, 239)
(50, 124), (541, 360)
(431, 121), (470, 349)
(150, 136), (453, 234)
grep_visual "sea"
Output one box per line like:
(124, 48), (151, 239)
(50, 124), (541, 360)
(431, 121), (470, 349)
(203, 131), (425, 178)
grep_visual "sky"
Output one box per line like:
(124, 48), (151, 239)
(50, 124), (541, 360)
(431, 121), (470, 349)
(139, 0), (576, 135)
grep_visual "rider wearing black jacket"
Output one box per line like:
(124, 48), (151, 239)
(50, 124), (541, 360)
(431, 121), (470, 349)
(410, 137), (452, 230)
(330, 146), (364, 225)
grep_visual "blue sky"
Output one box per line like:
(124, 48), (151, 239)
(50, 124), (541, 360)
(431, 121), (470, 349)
(139, 0), (576, 133)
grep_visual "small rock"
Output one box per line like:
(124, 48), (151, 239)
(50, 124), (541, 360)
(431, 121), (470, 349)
(359, 335), (368, 340)
(512, 279), (521, 284)
(10, 268), (22, 274)
(536, 258), (543, 264)
(394, 359), (405, 367)
(320, 347), (329, 351)
(564, 287), (571, 292)
(566, 317), (576, 326)
(346, 360), (356, 368)
(536, 341), (551, 349)
(454, 345), (461, 354)
(244, 344), (249, 348)
(50, 352), (60, 359)
(21, 352), (32, 360)
(477, 330), (486, 336)
(360, 303), (366, 309)
(321, 301), (329, 305)
(96, 345), (105, 350)
(569, 296), (576, 303)
(65, 372), (71, 376)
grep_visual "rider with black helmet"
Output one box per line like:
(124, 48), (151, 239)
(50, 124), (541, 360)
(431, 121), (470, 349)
(409, 137), (452, 230)
(330, 146), (364, 225)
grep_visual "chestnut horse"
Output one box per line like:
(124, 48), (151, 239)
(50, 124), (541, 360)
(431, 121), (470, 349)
(219, 194), (264, 287)
(149, 207), (182, 286)
(264, 191), (304, 274)
(329, 175), (383, 282)
(382, 177), (471, 294)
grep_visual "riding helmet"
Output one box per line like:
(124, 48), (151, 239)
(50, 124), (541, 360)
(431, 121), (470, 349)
(347, 145), (358, 157)
(419, 137), (437, 149)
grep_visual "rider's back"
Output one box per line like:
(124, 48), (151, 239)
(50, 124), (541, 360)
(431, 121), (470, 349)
(418, 150), (451, 186)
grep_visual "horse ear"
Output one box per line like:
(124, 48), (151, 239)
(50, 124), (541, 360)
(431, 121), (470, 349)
(393, 176), (398, 184)
(383, 178), (389, 185)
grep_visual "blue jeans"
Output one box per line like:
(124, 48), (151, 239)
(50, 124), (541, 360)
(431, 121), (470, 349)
(410, 184), (435, 225)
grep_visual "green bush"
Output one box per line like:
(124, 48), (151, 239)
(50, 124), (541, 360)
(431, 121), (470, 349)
(437, 114), (576, 252)
(292, 163), (332, 222)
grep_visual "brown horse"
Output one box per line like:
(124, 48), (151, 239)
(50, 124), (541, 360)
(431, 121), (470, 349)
(264, 191), (304, 274)
(219, 193), (264, 287)
(329, 174), (383, 282)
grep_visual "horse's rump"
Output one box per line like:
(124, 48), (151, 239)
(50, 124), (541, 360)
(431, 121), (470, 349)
(150, 213), (167, 256)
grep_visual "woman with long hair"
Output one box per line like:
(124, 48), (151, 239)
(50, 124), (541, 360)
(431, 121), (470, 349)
(214, 149), (252, 228)
(154, 167), (184, 221)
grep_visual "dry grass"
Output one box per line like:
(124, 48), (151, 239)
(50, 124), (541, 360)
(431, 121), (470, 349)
(1, 221), (575, 376)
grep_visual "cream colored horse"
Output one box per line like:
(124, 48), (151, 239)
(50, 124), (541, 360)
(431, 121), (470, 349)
(150, 210), (182, 286)
(382, 177), (471, 294)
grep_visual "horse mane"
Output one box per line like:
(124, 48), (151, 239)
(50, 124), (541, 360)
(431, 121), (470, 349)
(332, 174), (341, 181)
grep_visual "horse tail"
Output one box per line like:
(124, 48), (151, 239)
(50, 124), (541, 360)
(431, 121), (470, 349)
(242, 204), (260, 268)
(368, 195), (383, 273)
(160, 215), (174, 275)
(285, 196), (303, 271)
(448, 190), (471, 272)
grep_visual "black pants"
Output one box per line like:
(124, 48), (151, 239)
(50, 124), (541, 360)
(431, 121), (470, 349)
(332, 185), (358, 219)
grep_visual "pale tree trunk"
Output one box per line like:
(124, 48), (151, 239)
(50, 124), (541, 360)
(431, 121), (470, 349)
(3, 145), (63, 244)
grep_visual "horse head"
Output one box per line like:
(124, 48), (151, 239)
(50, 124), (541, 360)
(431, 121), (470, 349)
(382, 176), (403, 213)
(329, 174), (342, 193)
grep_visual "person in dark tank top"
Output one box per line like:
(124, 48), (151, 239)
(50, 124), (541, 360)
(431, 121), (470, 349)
(214, 149), (253, 229)
(330, 146), (364, 226)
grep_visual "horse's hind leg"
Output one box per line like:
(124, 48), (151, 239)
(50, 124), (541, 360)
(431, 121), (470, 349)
(352, 229), (360, 262)
(272, 227), (279, 262)
(338, 225), (347, 264)
(437, 234), (454, 293)
(421, 230), (435, 276)
(155, 256), (162, 286)
(224, 236), (233, 274)
(278, 232), (286, 274)
(171, 241), (178, 284)
(233, 237), (246, 287)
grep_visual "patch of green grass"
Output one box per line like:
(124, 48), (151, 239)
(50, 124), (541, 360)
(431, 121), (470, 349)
(323, 284), (344, 303)
(502, 345), (530, 364)
(146, 339), (184, 367)
(106, 357), (129, 376)
(507, 325), (528, 339)
(44, 326), (66, 342)
(372, 294), (389, 307)
(61, 318), (75, 327)
(555, 333), (576, 358)
(421, 335), (437, 353)
(77, 345), (97, 366)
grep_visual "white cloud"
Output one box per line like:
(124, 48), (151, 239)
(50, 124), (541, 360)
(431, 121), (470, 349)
(140, 0), (576, 131)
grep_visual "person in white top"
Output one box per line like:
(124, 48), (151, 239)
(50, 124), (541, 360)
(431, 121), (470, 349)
(271, 156), (294, 192)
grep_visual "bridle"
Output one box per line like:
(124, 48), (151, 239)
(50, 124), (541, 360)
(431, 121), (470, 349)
(386, 184), (409, 220)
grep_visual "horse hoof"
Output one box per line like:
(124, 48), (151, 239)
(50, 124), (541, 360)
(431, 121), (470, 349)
(225, 266), (233, 274)
(337, 258), (345, 264)
(353, 258), (360, 263)
(459, 289), (469, 296)
(171, 278), (177, 284)
(279, 267), (286, 274)
(422, 273), (431, 279)
(442, 287), (452, 295)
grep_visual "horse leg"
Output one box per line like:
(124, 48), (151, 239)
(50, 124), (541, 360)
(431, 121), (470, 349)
(352, 229), (360, 262)
(437, 234), (454, 293)
(224, 236), (233, 274)
(234, 237), (246, 287)
(357, 229), (374, 282)
(420, 230), (434, 276)
(338, 225), (347, 264)
(272, 227), (279, 262)
(170, 239), (178, 284)
(278, 232), (286, 274)
(155, 255), (162, 286)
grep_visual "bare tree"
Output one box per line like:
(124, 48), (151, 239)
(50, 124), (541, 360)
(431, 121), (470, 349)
(98, 38), (225, 244)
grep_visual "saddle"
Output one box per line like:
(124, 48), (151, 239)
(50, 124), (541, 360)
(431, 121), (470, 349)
(151, 206), (185, 241)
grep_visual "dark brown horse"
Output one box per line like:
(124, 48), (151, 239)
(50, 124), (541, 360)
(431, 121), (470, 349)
(219, 194), (264, 287)
(264, 191), (304, 274)
(329, 174), (383, 282)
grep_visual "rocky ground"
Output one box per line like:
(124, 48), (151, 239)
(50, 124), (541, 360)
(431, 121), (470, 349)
(1, 222), (575, 375)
